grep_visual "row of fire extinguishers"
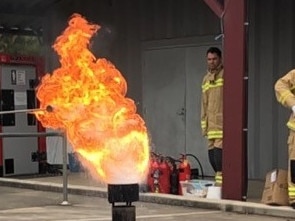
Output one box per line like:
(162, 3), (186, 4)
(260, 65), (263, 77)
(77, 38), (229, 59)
(146, 152), (204, 195)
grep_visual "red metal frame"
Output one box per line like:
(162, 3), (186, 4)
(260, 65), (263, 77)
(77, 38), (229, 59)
(0, 54), (46, 175)
(222, 0), (247, 201)
(203, 0), (247, 200)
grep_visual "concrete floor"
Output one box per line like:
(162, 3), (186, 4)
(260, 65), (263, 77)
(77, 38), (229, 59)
(1, 172), (295, 219)
(12, 172), (265, 203)
(1, 185), (293, 221)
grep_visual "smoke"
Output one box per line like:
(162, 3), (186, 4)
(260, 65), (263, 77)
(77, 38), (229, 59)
(92, 22), (117, 59)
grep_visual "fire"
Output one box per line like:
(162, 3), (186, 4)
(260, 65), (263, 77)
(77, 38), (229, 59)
(35, 14), (150, 184)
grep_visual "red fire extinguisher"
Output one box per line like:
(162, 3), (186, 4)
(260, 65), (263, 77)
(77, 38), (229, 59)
(178, 154), (191, 195)
(150, 155), (160, 193)
(158, 157), (171, 194)
(147, 153), (155, 192)
(167, 157), (179, 195)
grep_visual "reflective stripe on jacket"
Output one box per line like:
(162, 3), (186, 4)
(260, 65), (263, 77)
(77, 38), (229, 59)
(201, 66), (224, 139)
(274, 69), (295, 131)
(289, 187), (295, 197)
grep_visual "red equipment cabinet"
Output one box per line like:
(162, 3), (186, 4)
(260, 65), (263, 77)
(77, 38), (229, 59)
(0, 54), (46, 176)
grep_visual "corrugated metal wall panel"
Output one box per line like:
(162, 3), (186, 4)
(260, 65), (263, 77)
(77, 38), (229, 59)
(139, 0), (220, 40)
(248, 0), (277, 179)
(248, 0), (295, 179)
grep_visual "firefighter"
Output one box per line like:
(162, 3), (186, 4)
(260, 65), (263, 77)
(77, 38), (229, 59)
(274, 69), (295, 209)
(200, 47), (223, 186)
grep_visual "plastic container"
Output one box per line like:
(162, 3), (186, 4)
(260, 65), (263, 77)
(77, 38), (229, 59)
(206, 186), (222, 199)
(180, 179), (215, 197)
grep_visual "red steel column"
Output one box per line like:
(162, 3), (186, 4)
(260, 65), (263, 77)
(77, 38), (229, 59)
(203, 0), (247, 200)
(222, 0), (247, 200)
(0, 62), (2, 176)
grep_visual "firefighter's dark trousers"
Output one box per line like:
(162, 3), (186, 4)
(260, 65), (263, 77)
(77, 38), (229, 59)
(208, 139), (223, 185)
(288, 130), (295, 205)
(208, 147), (222, 172)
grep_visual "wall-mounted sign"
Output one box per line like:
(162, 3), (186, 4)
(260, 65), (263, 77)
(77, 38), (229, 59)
(16, 70), (26, 85)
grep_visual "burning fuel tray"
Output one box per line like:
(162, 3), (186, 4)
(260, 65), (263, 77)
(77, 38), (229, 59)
(108, 183), (139, 206)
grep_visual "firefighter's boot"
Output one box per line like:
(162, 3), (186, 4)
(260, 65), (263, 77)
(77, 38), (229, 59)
(215, 171), (222, 187)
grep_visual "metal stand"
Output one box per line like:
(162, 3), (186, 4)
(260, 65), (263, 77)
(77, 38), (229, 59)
(112, 205), (135, 221)
(0, 107), (70, 206)
(60, 133), (70, 206)
(108, 184), (139, 221)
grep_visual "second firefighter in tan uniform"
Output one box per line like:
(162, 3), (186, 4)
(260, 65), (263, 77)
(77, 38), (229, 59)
(274, 69), (295, 209)
(201, 47), (223, 186)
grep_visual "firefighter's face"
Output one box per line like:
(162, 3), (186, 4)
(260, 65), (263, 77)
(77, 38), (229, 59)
(207, 52), (222, 71)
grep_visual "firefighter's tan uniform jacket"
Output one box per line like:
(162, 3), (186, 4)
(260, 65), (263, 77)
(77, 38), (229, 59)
(201, 65), (224, 146)
(275, 69), (295, 130)
(275, 69), (295, 205)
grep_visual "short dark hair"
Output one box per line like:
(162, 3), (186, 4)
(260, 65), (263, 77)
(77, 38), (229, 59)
(207, 47), (222, 58)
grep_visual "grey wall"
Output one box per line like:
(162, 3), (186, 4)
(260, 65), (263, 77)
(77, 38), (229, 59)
(247, 0), (295, 179)
(139, 0), (219, 40)
(43, 0), (295, 179)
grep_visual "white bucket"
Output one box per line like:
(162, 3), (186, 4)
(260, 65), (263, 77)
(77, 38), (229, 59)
(206, 186), (221, 199)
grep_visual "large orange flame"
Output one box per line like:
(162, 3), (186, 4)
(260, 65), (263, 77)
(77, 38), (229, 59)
(35, 14), (150, 184)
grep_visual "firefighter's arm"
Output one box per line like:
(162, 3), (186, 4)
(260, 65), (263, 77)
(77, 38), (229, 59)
(274, 69), (295, 109)
(201, 85), (208, 137)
